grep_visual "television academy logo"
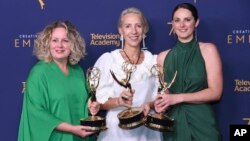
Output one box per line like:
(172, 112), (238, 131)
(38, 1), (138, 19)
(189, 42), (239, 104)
(234, 79), (250, 92)
(90, 33), (120, 47)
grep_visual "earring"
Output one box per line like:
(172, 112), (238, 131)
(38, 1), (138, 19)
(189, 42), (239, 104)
(195, 28), (198, 41)
(120, 35), (124, 49)
(169, 27), (174, 36)
(142, 34), (147, 50)
(171, 28), (177, 41)
(172, 30), (176, 39)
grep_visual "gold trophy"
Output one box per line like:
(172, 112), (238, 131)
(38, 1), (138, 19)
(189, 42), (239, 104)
(80, 67), (106, 131)
(144, 64), (177, 132)
(110, 62), (145, 129)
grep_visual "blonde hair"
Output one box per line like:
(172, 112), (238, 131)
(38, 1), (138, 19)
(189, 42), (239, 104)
(117, 7), (149, 34)
(33, 20), (86, 65)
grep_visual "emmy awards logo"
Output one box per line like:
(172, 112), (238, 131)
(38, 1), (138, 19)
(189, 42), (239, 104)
(110, 62), (145, 129)
(110, 62), (135, 95)
(80, 67), (106, 131)
(86, 67), (101, 102)
(38, 0), (45, 9)
(145, 64), (177, 132)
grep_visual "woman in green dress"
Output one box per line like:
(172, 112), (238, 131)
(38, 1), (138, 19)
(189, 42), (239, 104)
(155, 3), (223, 141)
(18, 21), (98, 141)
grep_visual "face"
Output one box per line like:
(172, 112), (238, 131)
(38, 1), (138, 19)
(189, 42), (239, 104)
(49, 27), (71, 63)
(172, 8), (199, 42)
(119, 13), (144, 48)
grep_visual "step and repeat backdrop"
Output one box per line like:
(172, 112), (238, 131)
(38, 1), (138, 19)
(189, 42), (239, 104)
(0, 0), (249, 140)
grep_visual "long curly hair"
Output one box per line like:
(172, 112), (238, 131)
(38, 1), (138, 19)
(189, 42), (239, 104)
(33, 20), (86, 65)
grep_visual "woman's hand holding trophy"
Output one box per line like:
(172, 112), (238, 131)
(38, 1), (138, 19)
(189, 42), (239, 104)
(80, 67), (107, 132)
(144, 64), (177, 132)
(110, 62), (145, 129)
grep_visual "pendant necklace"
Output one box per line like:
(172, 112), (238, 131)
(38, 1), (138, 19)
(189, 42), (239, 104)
(122, 50), (141, 65)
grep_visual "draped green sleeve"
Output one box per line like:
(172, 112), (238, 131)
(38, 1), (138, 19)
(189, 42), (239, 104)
(18, 62), (62, 141)
(18, 61), (96, 141)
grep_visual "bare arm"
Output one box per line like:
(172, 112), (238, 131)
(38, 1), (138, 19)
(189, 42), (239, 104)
(180, 42), (223, 103)
(157, 50), (170, 74)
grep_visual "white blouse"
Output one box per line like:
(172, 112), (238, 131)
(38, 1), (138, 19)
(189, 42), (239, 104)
(94, 49), (162, 141)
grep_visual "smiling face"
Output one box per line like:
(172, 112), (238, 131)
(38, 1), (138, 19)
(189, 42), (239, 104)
(172, 8), (199, 43)
(49, 27), (71, 63)
(119, 13), (144, 49)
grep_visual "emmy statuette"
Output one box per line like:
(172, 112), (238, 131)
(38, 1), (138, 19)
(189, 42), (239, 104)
(80, 67), (106, 131)
(110, 62), (145, 129)
(144, 64), (177, 132)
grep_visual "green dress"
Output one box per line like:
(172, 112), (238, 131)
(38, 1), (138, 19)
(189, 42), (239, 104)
(163, 39), (221, 141)
(18, 61), (95, 141)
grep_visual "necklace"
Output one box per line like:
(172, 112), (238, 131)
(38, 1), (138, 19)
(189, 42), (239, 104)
(122, 50), (141, 65)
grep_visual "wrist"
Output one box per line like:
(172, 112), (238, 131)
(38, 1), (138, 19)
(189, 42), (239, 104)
(148, 101), (154, 109)
(115, 97), (120, 107)
(56, 122), (74, 133)
(178, 94), (184, 103)
(70, 125), (77, 135)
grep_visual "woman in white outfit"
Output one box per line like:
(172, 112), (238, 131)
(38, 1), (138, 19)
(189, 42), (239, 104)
(93, 7), (162, 141)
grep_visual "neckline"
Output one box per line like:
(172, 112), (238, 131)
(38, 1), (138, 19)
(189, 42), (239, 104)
(121, 49), (141, 65)
(177, 38), (196, 48)
(52, 61), (71, 77)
